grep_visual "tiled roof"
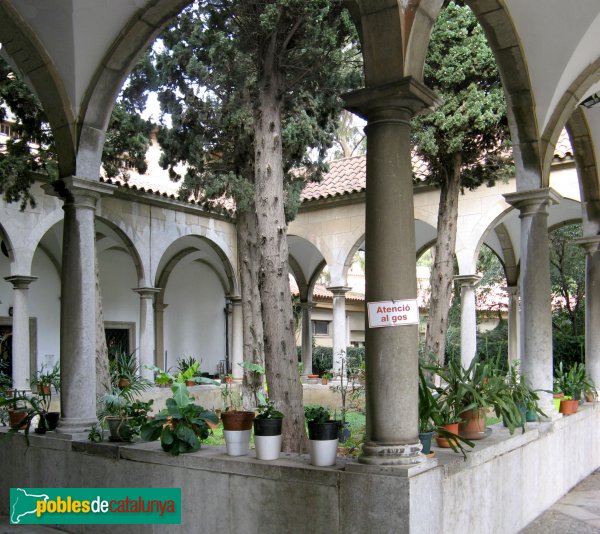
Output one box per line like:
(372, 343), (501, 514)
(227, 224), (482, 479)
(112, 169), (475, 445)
(104, 129), (573, 205)
(301, 130), (574, 202)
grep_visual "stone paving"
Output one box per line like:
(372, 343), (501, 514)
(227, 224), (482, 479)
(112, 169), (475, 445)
(520, 468), (600, 533)
(2, 468), (600, 533)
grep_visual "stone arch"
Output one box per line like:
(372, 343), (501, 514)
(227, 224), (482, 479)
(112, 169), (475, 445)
(287, 234), (328, 300)
(95, 216), (145, 287)
(155, 236), (237, 296)
(76, 0), (194, 179)
(566, 108), (600, 235)
(540, 57), (600, 186)
(466, 0), (542, 191)
(0, 2), (76, 177)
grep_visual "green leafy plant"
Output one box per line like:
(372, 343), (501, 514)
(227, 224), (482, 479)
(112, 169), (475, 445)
(140, 382), (218, 455)
(176, 356), (201, 376)
(30, 363), (60, 395)
(504, 362), (545, 423)
(554, 361), (594, 399)
(255, 399), (283, 420)
(304, 405), (331, 424)
(146, 363), (218, 387)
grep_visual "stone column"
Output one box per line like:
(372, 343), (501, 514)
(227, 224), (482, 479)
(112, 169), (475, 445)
(455, 275), (481, 368)
(343, 78), (440, 465)
(133, 287), (160, 380)
(4, 275), (37, 390)
(327, 286), (351, 375)
(58, 177), (113, 436)
(300, 300), (315, 376)
(230, 297), (243, 379)
(506, 285), (520, 365)
(574, 236), (600, 392)
(154, 299), (168, 371)
(504, 188), (561, 416)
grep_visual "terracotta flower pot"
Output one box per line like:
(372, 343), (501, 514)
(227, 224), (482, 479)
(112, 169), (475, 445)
(8, 409), (28, 430)
(459, 408), (487, 440)
(221, 410), (255, 431)
(435, 423), (459, 448)
(321, 378), (328, 385)
(559, 398), (579, 416)
(118, 378), (130, 389)
(185, 379), (196, 387)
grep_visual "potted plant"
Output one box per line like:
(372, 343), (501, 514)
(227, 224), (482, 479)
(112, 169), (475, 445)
(99, 356), (153, 441)
(110, 350), (139, 389)
(141, 382), (218, 455)
(418, 363), (439, 455)
(30, 363), (60, 397)
(221, 364), (255, 456)
(504, 363), (545, 424)
(321, 371), (332, 385)
(329, 355), (363, 444)
(254, 399), (284, 460)
(434, 357), (523, 439)
(29, 363), (60, 431)
(554, 362), (592, 415)
(176, 356), (202, 386)
(305, 405), (338, 466)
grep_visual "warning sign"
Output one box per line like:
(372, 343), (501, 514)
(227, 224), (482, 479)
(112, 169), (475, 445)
(367, 300), (419, 328)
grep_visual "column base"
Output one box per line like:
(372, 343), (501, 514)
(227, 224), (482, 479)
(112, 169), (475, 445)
(55, 416), (98, 438)
(359, 441), (426, 466)
(539, 399), (563, 421)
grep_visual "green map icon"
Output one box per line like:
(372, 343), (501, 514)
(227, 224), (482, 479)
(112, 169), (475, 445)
(10, 488), (49, 524)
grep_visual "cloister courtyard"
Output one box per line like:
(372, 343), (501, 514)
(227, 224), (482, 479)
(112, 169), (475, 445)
(1, 1), (600, 532)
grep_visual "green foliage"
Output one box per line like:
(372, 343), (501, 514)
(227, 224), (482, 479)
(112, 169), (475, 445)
(304, 404), (331, 423)
(140, 383), (218, 455)
(411, 1), (512, 190)
(0, 57), (57, 208)
(153, 0), (361, 217)
(554, 361), (595, 399)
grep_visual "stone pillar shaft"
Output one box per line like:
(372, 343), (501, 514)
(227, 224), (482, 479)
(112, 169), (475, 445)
(154, 300), (167, 371)
(506, 286), (520, 364)
(574, 236), (600, 392)
(4, 275), (37, 390)
(455, 275), (480, 368)
(300, 301), (315, 376)
(231, 298), (243, 378)
(133, 287), (160, 380)
(505, 189), (560, 416)
(343, 77), (440, 465)
(58, 177), (113, 436)
(328, 286), (351, 374)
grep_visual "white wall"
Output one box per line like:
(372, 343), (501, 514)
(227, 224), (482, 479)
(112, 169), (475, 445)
(163, 259), (226, 375)
(98, 248), (139, 348)
(30, 249), (61, 371)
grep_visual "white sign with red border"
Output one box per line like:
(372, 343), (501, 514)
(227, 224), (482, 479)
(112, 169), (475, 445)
(367, 299), (419, 328)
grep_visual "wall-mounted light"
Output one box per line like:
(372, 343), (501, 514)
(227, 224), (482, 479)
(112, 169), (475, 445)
(581, 93), (600, 109)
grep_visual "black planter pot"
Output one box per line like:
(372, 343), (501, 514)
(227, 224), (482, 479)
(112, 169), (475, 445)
(35, 413), (47, 434)
(254, 417), (283, 436)
(45, 412), (60, 431)
(307, 420), (339, 441)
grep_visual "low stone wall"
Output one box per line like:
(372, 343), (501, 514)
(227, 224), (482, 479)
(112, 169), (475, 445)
(138, 381), (355, 413)
(0, 403), (598, 533)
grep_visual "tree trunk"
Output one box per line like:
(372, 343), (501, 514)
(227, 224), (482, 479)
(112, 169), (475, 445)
(425, 154), (462, 364)
(95, 247), (110, 405)
(254, 72), (307, 453)
(236, 209), (265, 408)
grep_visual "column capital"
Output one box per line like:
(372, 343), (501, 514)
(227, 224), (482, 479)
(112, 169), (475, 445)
(299, 300), (316, 311)
(342, 77), (441, 123)
(454, 274), (481, 288)
(504, 188), (561, 217)
(573, 235), (600, 254)
(45, 176), (115, 210)
(4, 275), (37, 289)
(133, 287), (161, 299)
(227, 295), (242, 304)
(327, 286), (353, 297)
(504, 285), (520, 297)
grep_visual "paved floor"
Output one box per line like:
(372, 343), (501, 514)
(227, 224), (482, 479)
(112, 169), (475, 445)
(2, 469), (600, 533)
(520, 468), (600, 533)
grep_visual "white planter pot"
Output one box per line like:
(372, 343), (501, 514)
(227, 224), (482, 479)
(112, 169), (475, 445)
(309, 438), (338, 467)
(254, 434), (282, 461)
(224, 429), (251, 456)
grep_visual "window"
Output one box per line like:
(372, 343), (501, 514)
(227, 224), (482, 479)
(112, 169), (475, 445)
(312, 320), (330, 336)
